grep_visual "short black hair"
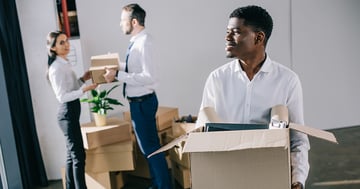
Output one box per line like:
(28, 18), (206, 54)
(123, 3), (146, 26)
(230, 5), (273, 45)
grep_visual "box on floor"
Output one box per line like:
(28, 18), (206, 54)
(81, 117), (132, 149)
(124, 144), (171, 179)
(61, 168), (124, 189)
(171, 160), (191, 189)
(86, 140), (135, 173)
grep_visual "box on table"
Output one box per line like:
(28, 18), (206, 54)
(90, 53), (119, 84)
(81, 117), (131, 149)
(123, 106), (179, 131)
(150, 107), (338, 189)
(86, 140), (135, 173)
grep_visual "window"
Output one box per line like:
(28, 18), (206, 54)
(56, 0), (80, 37)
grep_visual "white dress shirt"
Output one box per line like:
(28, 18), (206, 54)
(199, 56), (310, 185)
(117, 29), (158, 97)
(48, 56), (84, 103)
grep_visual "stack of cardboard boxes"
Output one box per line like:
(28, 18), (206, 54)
(62, 117), (133, 189)
(168, 116), (197, 189)
(122, 106), (179, 179)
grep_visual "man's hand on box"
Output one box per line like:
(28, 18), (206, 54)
(103, 68), (117, 83)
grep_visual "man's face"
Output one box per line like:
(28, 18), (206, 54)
(225, 17), (257, 59)
(120, 10), (133, 35)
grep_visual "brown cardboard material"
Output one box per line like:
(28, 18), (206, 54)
(123, 106), (179, 131)
(90, 53), (119, 84)
(81, 117), (131, 149)
(172, 121), (197, 137)
(158, 127), (173, 146)
(86, 141), (134, 173)
(125, 145), (171, 179)
(171, 161), (191, 189)
(150, 106), (338, 189)
(167, 134), (190, 168)
(61, 167), (118, 189)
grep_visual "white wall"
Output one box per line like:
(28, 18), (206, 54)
(15, 0), (359, 180)
(75, 0), (292, 116)
(291, 0), (360, 129)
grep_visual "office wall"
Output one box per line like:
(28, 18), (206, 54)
(15, 0), (359, 180)
(291, 0), (360, 129)
(75, 0), (292, 116)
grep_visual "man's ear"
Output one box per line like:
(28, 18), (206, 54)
(131, 18), (138, 26)
(255, 32), (265, 45)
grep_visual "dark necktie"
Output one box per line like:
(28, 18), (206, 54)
(122, 42), (134, 97)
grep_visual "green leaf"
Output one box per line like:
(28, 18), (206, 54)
(106, 98), (123, 105)
(99, 90), (107, 98)
(81, 84), (123, 115)
(91, 89), (98, 97)
(80, 98), (89, 102)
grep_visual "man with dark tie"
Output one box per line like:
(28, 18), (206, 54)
(103, 3), (172, 189)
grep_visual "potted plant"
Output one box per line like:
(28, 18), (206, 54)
(81, 84), (123, 126)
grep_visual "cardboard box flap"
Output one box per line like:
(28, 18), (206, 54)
(148, 134), (188, 158)
(89, 65), (118, 71)
(289, 123), (338, 144)
(183, 129), (289, 153)
(90, 53), (120, 67)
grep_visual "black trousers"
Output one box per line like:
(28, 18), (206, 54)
(57, 99), (87, 189)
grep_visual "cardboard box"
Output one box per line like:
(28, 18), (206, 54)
(150, 106), (338, 189)
(172, 121), (197, 137)
(125, 146), (171, 179)
(168, 135), (190, 168)
(81, 117), (131, 149)
(86, 141), (135, 173)
(123, 106), (179, 131)
(171, 161), (191, 189)
(158, 127), (173, 146)
(61, 168), (121, 189)
(90, 53), (119, 84)
(112, 172), (124, 189)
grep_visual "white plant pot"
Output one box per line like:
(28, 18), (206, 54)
(93, 113), (107, 126)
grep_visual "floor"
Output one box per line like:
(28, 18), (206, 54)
(36, 125), (360, 189)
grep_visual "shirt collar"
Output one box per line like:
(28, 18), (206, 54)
(233, 55), (273, 73)
(56, 56), (69, 64)
(259, 55), (273, 73)
(130, 29), (146, 43)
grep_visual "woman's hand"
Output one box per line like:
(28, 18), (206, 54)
(81, 71), (92, 81)
(82, 83), (98, 93)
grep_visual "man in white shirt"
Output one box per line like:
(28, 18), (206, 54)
(104, 4), (171, 189)
(199, 5), (309, 189)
